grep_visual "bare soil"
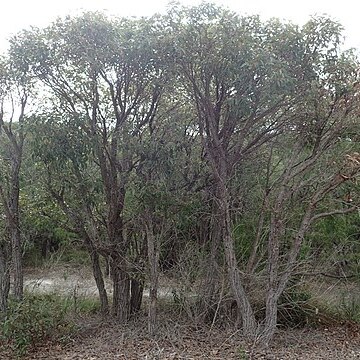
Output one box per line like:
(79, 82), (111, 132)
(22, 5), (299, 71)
(2, 266), (359, 359)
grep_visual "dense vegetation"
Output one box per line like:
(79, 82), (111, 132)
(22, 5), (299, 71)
(0, 3), (359, 354)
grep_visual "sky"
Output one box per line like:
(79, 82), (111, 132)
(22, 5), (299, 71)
(0, 0), (359, 52)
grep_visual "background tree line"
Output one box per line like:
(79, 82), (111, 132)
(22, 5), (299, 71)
(0, 3), (359, 345)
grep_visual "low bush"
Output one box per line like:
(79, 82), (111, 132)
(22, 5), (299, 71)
(277, 286), (314, 327)
(0, 294), (75, 357)
(339, 293), (360, 322)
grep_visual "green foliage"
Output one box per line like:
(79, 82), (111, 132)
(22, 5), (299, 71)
(233, 219), (258, 262)
(0, 295), (75, 357)
(278, 286), (313, 327)
(237, 346), (249, 360)
(0, 3), (358, 345)
(56, 247), (90, 266)
(339, 293), (360, 322)
(72, 297), (101, 315)
(307, 212), (360, 270)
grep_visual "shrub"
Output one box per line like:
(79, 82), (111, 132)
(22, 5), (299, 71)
(0, 294), (75, 357)
(339, 293), (360, 322)
(277, 286), (313, 327)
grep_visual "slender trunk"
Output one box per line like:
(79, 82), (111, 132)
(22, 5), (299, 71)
(261, 213), (282, 343)
(146, 220), (159, 335)
(261, 290), (278, 345)
(104, 255), (110, 277)
(11, 224), (23, 301)
(198, 100), (258, 334)
(246, 195), (269, 274)
(260, 210), (313, 344)
(218, 179), (257, 336)
(200, 211), (221, 321)
(9, 144), (23, 301)
(0, 94), (26, 304)
(0, 241), (10, 314)
(223, 227), (257, 335)
(90, 251), (109, 315)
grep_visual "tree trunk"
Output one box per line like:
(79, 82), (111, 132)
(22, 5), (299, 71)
(0, 241), (10, 314)
(111, 258), (130, 322)
(90, 251), (109, 315)
(130, 278), (144, 314)
(223, 229), (257, 335)
(261, 290), (278, 345)
(11, 224), (23, 301)
(0, 93), (26, 304)
(146, 219), (159, 335)
(199, 213), (221, 322)
(104, 255), (111, 277)
(218, 179), (258, 336)
(260, 212), (282, 344)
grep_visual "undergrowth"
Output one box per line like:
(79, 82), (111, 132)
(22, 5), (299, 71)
(339, 293), (360, 322)
(0, 293), (100, 358)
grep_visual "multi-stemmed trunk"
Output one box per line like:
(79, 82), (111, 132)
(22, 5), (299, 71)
(209, 146), (258, 335)
(217, 177), (258, 336)
(200, 115), (258, 335)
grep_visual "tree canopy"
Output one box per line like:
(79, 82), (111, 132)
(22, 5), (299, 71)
(0, 3), (359, 345)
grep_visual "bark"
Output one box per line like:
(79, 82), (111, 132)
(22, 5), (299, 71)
(0, 147), (24, 302)
(146, 219), (159, 335)
(0, 93), (26, 302)
(258, 152), (360, 345)
(48, 184), (110, 317)
(199, 113), (258, 334)
(199, 203), (221, 321)
(0, 241), (10, 314)
(223, 220), (258, 335)
(111, 258), (130, 322)
(260, 210), (312, 344)
(261, 291), (278, 345)
(130, 278), (144, 314)
(261, 211), (283, 343)
(104, 255), (111, 277)
(218, 178), (257, 336)
(90, 250), (109, 315)
(11, 223), (23, 300)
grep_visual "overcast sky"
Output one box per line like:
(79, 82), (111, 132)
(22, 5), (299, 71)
(0, 0), (359, 52)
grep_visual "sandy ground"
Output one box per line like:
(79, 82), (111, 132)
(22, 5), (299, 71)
(24, 265), (175, 299)
(1, 266), (356, 359)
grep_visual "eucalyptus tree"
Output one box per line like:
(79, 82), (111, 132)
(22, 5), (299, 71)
(27, 114), (110, 314)
(168, 3), (305, 335)
(257, 92), (359, 343)
(0, 57), (31, 306)
(6, 3), (359, 344)
(250, 23), (360, 342)
(10, 13), (170, 321)
(128, 90), (205, 334)
(168, 3), (360, 339)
